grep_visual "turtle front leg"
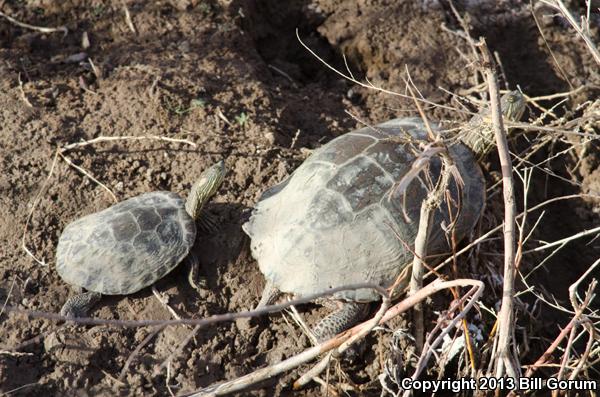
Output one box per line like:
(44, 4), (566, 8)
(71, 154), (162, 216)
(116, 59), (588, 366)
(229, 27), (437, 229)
(186, 251), (207, 290)
(256, 279), (281, 309)
(60, 291), (102, 317)
(312, 301), (369, 342)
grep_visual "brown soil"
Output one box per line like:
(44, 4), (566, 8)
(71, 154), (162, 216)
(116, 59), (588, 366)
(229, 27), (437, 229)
(1, 1), (599, 396)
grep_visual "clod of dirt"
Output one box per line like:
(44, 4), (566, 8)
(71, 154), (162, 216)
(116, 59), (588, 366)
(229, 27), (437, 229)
(44, 328), (100, 365)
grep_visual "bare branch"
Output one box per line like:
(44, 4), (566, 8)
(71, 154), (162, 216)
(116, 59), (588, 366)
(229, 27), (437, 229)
(0, 10), (68, 35)
(477, 39), (519, 378)
(540, 0), (600, 65)
(2, 283), (387, 336)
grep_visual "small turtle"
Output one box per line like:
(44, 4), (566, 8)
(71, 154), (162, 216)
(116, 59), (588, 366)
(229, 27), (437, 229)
(243, 92), (525, 341)
(56, 161), (226, 317)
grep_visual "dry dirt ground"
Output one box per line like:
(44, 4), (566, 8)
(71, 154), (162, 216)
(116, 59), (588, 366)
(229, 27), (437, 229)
(1, 0), (599, 396)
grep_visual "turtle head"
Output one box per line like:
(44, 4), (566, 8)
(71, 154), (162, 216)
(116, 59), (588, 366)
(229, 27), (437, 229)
(461, 90), (526, 157)
(500, 90), (526, 123)
(185, 160), (226, 220)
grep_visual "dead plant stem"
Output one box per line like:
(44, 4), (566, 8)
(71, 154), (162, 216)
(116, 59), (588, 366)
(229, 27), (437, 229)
(478, 39), (519, 379)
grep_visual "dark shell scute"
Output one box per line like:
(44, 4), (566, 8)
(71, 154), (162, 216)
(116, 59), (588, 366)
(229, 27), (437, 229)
(133, 231), (162, 256)
(156, 219), (183, 245)
(305, 190), (352, 229)
(110, 212), (140, 241)
(138, 272), (158, 289)
(86, 228), (114, 246)
(156, 207), (173, 218)
(326, 156), (392, 212)
(131, 207), (162, 231)
(116, 241), (135, 256)
(363, 139), (412, 173)
(183, 219), (196, 240)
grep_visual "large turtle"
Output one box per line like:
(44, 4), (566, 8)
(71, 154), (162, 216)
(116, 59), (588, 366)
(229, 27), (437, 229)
(243, 92), (525, 341)
(56, 161), (226, 317)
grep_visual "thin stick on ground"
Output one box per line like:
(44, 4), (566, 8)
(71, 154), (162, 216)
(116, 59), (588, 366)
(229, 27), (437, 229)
(555, 320), (579, 395)
(0, 277), (16, 318)
(4, 283), (389, 345)
(408, 150), (454, 353)
(118, 325), (166, 381)
(568, 320), (596, 380)
(121, 0), (137, 34)
(522, 225), (600, 254)
(0, 10), (68, 35)
(155, 325), (200, 374)
(17, 73), (33, 108)
(477, 38), (519, 379)
(295, 29), (466, 115)
(151, 286), (184, 320)
(294, 353), (332, 389)
(287, 304), (317, 345)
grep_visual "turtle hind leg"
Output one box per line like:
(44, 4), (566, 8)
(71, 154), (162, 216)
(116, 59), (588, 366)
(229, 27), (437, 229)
(60, 291), (102, 317)
(312, 302), (370, 342)
(256, 279), (281, 309)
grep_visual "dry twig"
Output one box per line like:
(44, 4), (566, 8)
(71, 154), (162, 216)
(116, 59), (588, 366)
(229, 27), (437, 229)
(514, 259), (600, 392)
(121, 0), (137, 34)
(477, 39), (519, 379)
(17, 73), (33, 108)
(408, 149), (455, 353)
(540, 0), (600, 65)
(0, 10), (68, 35)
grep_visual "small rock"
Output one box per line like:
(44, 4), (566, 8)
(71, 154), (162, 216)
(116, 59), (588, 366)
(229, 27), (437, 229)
(178, 40), (191, 53)
(64, 52), (88, 63)
(81, 31), (90, 49)
(264, 132), (276, 145)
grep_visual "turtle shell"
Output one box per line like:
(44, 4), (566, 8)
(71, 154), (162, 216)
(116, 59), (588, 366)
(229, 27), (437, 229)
(56, 191), (196, 295)
(243, 118), (485, 302)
